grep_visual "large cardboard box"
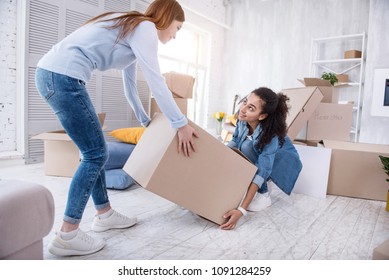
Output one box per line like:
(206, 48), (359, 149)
(307, 103), (353, 141)
(123, 113), (257, 225)
(323, 140), (389, 201)
(298, 78), (348, 103)
(32, 113), (106, 178)
(163, 72), (195, 99)
(150, 97), (188, 116)
(282, 87), (324, 141)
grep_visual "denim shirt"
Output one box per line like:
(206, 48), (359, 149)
(228, 120), (302, 195)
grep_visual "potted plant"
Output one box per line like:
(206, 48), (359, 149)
(379, 155), (389, 211)
(321, 72), (338, 86)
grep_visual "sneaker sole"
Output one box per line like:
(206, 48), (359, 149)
(48, 241), (105, 257)
(91, 218), (137, 232)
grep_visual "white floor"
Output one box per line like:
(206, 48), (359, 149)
(1, 162), (389, 260)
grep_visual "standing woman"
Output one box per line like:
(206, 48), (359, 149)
(220, 87), (302, 230)
(35, 0), (198, 256)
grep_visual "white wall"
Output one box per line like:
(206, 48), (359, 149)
(222, 0), (369, 102)
(0, 0), (17, 153)
(359, 0), (389, 144)
(222, 0), (389, 145)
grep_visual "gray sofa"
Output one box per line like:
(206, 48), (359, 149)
(0, 180), (54, 259)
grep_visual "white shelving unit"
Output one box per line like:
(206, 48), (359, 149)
(309, 33), (366, 142)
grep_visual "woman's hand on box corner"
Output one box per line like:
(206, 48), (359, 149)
(177, 124), (199, 157)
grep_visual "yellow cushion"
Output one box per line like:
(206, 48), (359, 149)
(227, 114), (237, 126)
(109, 127), (145, 144)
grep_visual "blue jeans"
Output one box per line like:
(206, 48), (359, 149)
(35, 68), (110, 224)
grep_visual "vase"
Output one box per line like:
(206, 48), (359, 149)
(215, 121), (223, 136)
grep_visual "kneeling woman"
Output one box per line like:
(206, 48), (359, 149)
(221, 87), (302, 230)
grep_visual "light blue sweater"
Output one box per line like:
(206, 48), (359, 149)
(37, 16), (187, 128)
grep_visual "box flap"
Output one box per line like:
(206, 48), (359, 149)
(322, 140), (389, 153)
(123, 113), (177, 186)
(163, 72), (195, 99)
(283, 87), (324, 140)
(31, 112), (106, 141)
(31, 130), (72, 141)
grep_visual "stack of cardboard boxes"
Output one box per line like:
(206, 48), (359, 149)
(282, 80), (389, 201)
(150, 72), (195, 117)
(297, 78), (353, 142)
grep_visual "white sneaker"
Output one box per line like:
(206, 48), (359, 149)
(48, 229), (105, 257)
(91, 209), (137, 232)
(247, 192), (271, 212)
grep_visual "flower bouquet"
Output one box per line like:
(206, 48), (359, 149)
(213, 112), (225, 136)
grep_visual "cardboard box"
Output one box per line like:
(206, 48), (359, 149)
(123, 113), (257, 225)
(336, 74), (349, 83)
(163, 72), (195, 99)
(323, 140), (389, 201)
(282, 87), (323, 141)
(32, 113), (106, 177)
(307, 103), (353, 141)
(344, 50), (362, 59)
(298, 78), (348, 103)
(150, 97), (188, 116)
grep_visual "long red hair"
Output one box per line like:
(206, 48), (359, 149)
(83, 0), (185, 42)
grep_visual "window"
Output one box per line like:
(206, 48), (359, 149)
(158, 24), (210, 123)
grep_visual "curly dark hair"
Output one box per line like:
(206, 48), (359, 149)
(251, 87), (290, 150)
